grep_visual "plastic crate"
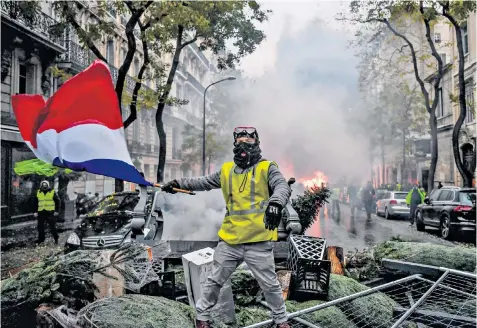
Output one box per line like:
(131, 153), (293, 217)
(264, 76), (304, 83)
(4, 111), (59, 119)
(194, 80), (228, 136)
(289, 259), (331, 301)
(287, 235), (327, 273)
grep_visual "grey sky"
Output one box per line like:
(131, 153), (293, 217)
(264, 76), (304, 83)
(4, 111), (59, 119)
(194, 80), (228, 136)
(239, 1), (353, 77)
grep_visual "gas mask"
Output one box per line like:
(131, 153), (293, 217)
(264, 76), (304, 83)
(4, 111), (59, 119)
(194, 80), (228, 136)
(233, 127), (262, 169)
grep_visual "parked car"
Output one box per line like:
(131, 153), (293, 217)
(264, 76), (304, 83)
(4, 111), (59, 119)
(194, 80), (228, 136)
(373, 189), (388, 213)
(415, 187), (476, 240)
(375, 191), (409, 219)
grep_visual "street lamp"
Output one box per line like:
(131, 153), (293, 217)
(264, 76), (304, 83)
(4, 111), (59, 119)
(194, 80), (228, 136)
(202, 76), (236, 175)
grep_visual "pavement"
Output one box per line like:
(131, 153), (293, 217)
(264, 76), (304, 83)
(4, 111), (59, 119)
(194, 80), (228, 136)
(306, 203), (470, 254)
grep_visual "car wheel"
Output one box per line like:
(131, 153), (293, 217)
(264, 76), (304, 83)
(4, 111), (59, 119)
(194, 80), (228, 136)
(440, 215), (453, 240)
(415, 211), (425, 231)
(385, 207), (391, 220)
(375, 206), (380, 217)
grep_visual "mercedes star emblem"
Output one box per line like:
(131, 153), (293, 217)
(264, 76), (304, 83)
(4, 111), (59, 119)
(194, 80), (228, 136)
(96, 238), (105, 247)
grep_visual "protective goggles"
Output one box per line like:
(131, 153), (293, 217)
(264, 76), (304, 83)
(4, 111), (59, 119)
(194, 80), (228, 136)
(233, 126), (258, 140)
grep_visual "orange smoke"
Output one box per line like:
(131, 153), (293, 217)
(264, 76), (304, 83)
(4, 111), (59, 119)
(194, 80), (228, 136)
(299, 171), (329, 190)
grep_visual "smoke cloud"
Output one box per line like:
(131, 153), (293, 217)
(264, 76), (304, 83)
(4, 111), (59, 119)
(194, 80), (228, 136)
(161, 190), (225, 240)
(164, 4), (371, 240)
(217, 17), (369, 184)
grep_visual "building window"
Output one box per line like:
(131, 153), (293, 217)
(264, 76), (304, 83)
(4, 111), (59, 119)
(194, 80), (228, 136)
(134, 58), (140, 76)
(439, 53), (446, 65)
(434, 32), (441, 43)
(461, 23), (469, 55)
(18, 62), (36, 94)
(437, 87), (444, 117)
(143, 164), (150, 178)
(120, 48), (127, 64)
(106, 40), (115, 65)
(465, 80), (475, 123)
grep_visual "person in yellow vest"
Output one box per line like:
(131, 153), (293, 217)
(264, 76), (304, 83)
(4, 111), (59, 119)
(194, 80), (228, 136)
(162, 127), (291, 328)
(34, 180), (59, 244)
(395, 182), (402, 191)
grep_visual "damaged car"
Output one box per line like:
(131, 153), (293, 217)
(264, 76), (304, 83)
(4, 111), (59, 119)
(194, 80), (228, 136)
(64, 189), (165, 252)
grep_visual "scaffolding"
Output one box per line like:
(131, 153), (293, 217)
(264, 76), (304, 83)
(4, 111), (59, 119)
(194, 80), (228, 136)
(243, 266), (477, 328)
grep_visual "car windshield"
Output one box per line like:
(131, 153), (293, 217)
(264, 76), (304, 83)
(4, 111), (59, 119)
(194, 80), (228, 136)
(87, 193), (139, 216)
(394, 193), (407, 200)
(459, 191), (476, 206)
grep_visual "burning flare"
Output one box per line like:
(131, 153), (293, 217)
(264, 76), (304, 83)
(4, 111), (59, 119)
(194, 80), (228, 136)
(299, 171), (328, 190)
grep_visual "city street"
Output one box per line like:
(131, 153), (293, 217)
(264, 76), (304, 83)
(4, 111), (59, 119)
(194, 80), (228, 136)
(306, 203), (470, 253)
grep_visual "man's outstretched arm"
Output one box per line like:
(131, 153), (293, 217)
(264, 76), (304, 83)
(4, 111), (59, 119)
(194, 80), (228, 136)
(178, 171), (222, 191)
(267, 164), (292, 207)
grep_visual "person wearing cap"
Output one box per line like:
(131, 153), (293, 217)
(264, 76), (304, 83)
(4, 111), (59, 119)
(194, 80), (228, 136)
(33, 180), (60, 244)
(162, 127), (292, 328)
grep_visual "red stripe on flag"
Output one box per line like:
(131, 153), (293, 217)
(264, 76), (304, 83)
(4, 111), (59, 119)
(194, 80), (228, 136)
(11, 94), (46, 146)
(38, 60), (123, 135)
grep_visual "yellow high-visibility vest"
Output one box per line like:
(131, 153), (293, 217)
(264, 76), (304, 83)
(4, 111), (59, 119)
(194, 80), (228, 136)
(330, 188), (340, 200)
(219, 160), (277, 244)
(37, 190), (55, 211)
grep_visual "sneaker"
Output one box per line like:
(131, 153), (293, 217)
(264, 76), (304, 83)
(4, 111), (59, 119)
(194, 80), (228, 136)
(409, 223), (414, 227)
(195, 320), (211, 328)
(276, 322), (291, 328)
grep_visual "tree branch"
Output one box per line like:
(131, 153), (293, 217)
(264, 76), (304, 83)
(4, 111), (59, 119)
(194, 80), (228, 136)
(123, 21), (151, 129)
(420, 1), (444, 111)
(180, 31), (199, 49)
(116, 1), (153, 109)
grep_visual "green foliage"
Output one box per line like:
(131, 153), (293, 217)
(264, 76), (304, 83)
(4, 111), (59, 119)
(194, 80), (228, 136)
(291, 185), (330, 233)
(329, 274), (397, 328)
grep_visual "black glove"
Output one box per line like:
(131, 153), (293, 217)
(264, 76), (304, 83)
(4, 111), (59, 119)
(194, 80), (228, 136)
(161, 179), (180, 194)
(264, 202), (283, 231)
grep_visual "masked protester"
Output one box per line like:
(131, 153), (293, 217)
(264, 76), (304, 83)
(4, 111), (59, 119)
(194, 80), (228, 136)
(34, 180), (60, 244)
(162, 127), (292, 328)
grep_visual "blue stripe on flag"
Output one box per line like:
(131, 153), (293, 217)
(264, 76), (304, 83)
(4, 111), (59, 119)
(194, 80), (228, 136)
(53, 157), (152, 186)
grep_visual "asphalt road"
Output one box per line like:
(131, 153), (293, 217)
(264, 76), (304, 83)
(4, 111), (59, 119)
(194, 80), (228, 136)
(306, 203), (465, 253)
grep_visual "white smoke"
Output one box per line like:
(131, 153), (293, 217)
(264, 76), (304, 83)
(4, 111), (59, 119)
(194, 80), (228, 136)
(161, 190), (225, 240)
(164, 3), (371, 240)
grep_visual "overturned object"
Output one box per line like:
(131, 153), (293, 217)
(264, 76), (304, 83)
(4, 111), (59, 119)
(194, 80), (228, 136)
(182, 247), (236, 324)
(287, 235), (331, 301)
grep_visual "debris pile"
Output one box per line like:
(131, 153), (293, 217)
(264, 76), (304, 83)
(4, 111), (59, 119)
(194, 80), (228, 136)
(345, 239), (477, 281)
(0, 242), (166, 328)
(2, 238), (476, 328)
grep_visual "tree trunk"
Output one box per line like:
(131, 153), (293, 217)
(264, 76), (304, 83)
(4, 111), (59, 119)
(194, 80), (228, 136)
(444, 11), (474, 187)
(428, 112), (438, 193)
(155, 107), (167, 183)
(401, 131), (406, 185)
(57, 175), (68, 220)
(155, 26), (185, 183)
(380, 135), (385, 185)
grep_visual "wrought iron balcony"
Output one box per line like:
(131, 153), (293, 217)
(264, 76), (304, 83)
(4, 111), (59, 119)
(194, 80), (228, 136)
(1, 1), (65, 48)
(60, 40), (148, 94)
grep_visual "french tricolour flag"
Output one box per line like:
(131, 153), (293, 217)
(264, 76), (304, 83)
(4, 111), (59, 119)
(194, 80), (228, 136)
(12, 60), (152, 186)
